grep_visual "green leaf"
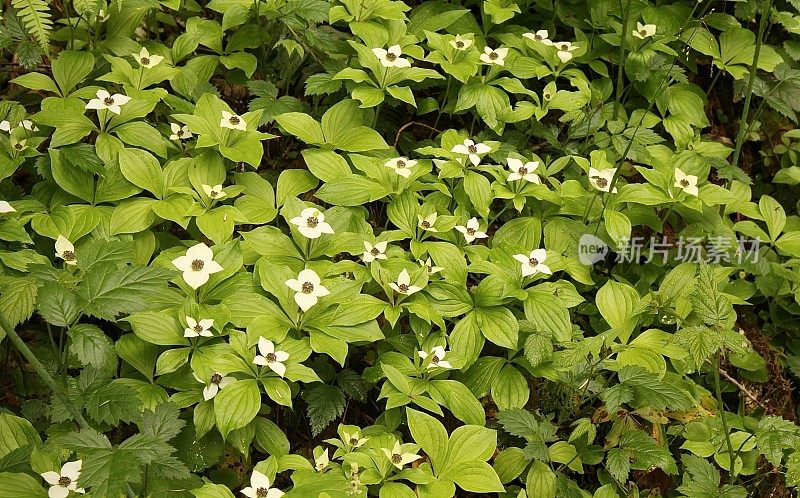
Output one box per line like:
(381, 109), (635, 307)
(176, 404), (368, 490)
(596, 280), (639, 342)
(78, 264), (174, 320)
(301, 384), (346, 436)
(118, 147), (165, 197)
(524, 291), (572, 342)
(68, 324), (116, 372)
(0, 473), (47, 498)
(525, 460), (556, 498)
(0, 276), (37, 331)
(475, 307), (518, 349)
(215, 379), (261, 439)
(407, 408), (449, 469)
(52, 50), (94, 95)
(36, 282), (80, 327)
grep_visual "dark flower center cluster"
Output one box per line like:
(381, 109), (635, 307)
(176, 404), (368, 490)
(680, 179), (689, 187)
(489, 52), (498, 60)
(398, 283), (409, 292)
(104, 97), (115, 105)
(639, 29), (648, 37)
(386, 52), (397, 61)
(62, 250), (76, 261)
(595, 177), (608, 188)
(191, 259), (204, 271)
(467, 145), (478, 154)
(350, 437), (359, 445)
(265, 352), (277, 363)
(529, 258), (539, 266)
(229, 116), (240, 125)
(193, 323), (203, 332)
(141, 57), (151, 65)
(301, 282), (314, 294)
(396, 160), (406, 168)
(371, 248), (380, 256)
(306, 216), (319, 228)
(455, 41), (465, 48)
(58, 476), (71, 486)
(391, 453), (403, 464)
(421, 221), (431, 228)
(431, 355), (440, 364)
(466, 227), (476, 235)
(211, 373), (223, 384)
(256, 488), (269, 497)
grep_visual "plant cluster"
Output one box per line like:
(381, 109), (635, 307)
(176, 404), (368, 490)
(3, 0), (800, 497)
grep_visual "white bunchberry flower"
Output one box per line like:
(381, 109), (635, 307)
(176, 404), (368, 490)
(674, 168), (699, 196)
(133, 47), (164, 68)
(633, 22), (657, 39)
(455, 217), (488, 243)
(10, 138), (26, 152)
(55, 235), (77, 266)
(0, 121), (10, 132)
(19, 119), (38, 131)
(450, 34), (473, 50)
(285, 269), (330, 311)
(507, 158), (541, 183)
(197, 372), (234, 400)
(240, 470), (284, 498)
(513, 249), (552, 277)
(343, 430), (368, 448)
(315, 448), (330, 472)
(363, 241), (388, 263)
(418, 346), (452, 369)
(553, 41), (577, 62)
(253, 337), (289, 377)
(169, 123), (191, 140)
(96, 9), (110, 22)
(523, 29), (553, 45)
(451, 139), (491, 166)
(480, 46), (508, 66)
(382, 441), (422, 470)
(85, 89), (131, 115)
(418, 258), (444, 275)
(220, 110), (246, 131)
(171, 242), (224, 289)
(290, 207), (334, 239)
(389, 269), (423, 295)
(202, 184), (226, 200)
(588, 167), (618, 193)
(184, 316), (214, 338)
(41, 460), (85, 498)
(0, 201), (15, 213)
(418, 213), (438, 232)
(384, 157), (417, 178)
(372, 45), (411, 68)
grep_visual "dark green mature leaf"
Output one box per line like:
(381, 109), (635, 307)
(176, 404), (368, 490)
(0, 276), (37, 331)
(139, 403), (186, 441)
(496, 409), (539, 439)
(68, 324), (116, 372)
(36, 281), (80, 327)
(690, 266), (734, 328)
(617, 367), (693, 411)
(84, 380), (142, 425)
(77, 264), (174, 320)
(302, 384), (345, 436)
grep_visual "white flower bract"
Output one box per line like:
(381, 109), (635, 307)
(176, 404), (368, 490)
(0, 200), (15, 213)
(253, 337), (290, 377)
(55, 235), (77, 266)
(674, 167), (699, 196)
(507, 157), (541, 183)
(553, 41), (577, 62)
(418, 212), (438, 232)
(418, 258), (444, 275)
(588, 167), (618, 193)
(184, 316), (214, 338)
(513, 249), (552, 277)
(363, 241), (388, 263)
(523, 29), (552, 45)
(220, 110), (247, 131)
(240, 470), (284, 498)
(198, 372), (234, 400)
(169, 123), (191, 140)
(285, 268), (330, 311)
(171, 242), (224, 289)
(633, 22), (657, 39)
(480, 46), (508, 66)
(290, 207), (334, 239)
(202, 184), (226, 200)
(455, 217), (488, 243)
(384, 157), (416, 178)
(418, 346), (452, 369)
(450, 34), (473, 50)
(389, 269), (423, 295)
(372, 45), (411, 68)
(382, 441), (422, 470)
(85, 89), (131, 114)
(41, 460), (85, 498)
(134, 47), (164, 68)
(451, 139), (491, 166)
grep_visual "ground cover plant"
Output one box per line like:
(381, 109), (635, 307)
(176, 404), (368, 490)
(3, 0), (800, 496)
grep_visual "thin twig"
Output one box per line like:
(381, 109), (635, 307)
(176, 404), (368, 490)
(718, 367), (770, 411)
(394, 121), (441, 148)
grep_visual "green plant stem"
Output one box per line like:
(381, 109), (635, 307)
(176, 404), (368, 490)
(612, 0), (632, 121)
(713, 352), (736, 485)
(0, 313), (91, 429)
(730, 0), (773, 177)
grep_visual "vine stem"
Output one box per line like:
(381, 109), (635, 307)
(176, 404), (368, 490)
(729, 0), (773, 177)
(713, 352), (736, 485)
(0, 313), (91, 429)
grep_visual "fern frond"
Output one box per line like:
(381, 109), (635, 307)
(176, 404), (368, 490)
(11, 0), (53, 53)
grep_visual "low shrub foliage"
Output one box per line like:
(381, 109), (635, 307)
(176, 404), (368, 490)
(2, 0), (800, 496)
